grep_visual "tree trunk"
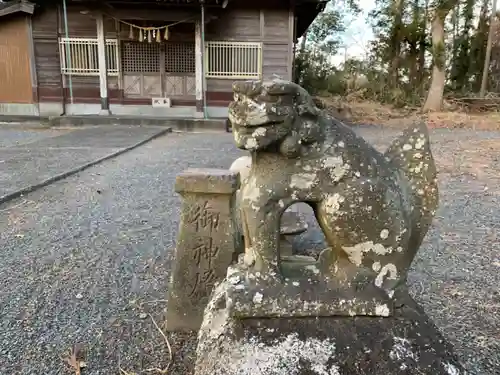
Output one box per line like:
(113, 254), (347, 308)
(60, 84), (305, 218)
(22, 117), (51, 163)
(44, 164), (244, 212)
(423, 15), (446, 111)
(388, 0), (404, 88)
(474, 0), (491, 90)
(417, 0), (428, 91)
(409, 51), (418, 86)
(409, 0), (421, 87)
(423, 2), (458, 111)
(300, 30), (308, 53)
(480, 0), (498, 96)
(449, 6), (459, 90)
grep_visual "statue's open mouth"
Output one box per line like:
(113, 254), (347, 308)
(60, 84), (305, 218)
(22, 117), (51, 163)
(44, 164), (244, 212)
(235, 120), (284, 133)
(229, 108), (286, 127)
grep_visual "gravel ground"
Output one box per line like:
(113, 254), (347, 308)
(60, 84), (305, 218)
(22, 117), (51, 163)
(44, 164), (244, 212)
(0, 128), (498, 374)
(0, 126), (168, 201)
(0, 127), (68, 148)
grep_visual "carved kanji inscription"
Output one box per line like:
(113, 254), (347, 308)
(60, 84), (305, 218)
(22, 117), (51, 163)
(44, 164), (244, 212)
(166, 169), (240, 332)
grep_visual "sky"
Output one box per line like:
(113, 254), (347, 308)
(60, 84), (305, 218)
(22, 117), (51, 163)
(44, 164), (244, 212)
(330, 0), (376, 66)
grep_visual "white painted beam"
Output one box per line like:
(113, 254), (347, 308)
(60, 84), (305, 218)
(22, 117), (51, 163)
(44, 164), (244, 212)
(195, 19), (204, 115)
(96, 13), (111, 115)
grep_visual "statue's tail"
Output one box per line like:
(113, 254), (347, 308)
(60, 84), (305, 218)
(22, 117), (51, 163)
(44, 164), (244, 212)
(384, 122), (439, 253)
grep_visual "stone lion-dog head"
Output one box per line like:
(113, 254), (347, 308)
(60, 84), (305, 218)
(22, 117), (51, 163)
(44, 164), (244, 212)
(228, 79), (327, 158)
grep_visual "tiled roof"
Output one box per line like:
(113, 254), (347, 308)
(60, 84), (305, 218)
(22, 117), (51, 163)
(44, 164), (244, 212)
(0, 0), (35, 17)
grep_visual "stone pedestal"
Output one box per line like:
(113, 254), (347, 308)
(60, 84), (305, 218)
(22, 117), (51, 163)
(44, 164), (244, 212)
(165, 168), (241, 332)
(195, 274), (466, 375)
(192, 79), (463, 375)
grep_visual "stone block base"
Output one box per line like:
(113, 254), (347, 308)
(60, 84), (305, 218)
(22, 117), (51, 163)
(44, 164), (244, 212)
(165, 168), (241, 332)
(195, 280), (466, 375)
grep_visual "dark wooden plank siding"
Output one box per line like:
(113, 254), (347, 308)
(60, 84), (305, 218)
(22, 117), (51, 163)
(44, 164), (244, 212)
(32, 7), (62, 98)
(69, 76), (119, 89)
(206, 9), (261, 41)
(262, 43), (289, 79)
(206, 79), (233, 93)
(206, 8), (291, 93)
(263, 9), (289, 42)
(206, 8), (261, 93)
(63, 7), (116, 38)
(262, 9), (290, 80)
(32, 6), (119, 100)
(33, 40), (61, 88)
(116, 20), (195, 42)
(31, 4), (293, 102)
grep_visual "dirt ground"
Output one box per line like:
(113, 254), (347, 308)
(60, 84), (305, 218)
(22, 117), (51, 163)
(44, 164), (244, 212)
(320, 95), (500, 130)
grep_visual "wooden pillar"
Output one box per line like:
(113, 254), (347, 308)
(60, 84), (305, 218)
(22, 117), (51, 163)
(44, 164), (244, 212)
(96, 13), (110, 115)
(115, 20), (124, 103)
(195, 19), (204, 115)
(288, 8), (294, 81)
(26, 16), (39, 109)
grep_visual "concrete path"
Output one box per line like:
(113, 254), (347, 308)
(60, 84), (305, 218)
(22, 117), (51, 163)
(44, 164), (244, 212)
(0, 126), (170, 204)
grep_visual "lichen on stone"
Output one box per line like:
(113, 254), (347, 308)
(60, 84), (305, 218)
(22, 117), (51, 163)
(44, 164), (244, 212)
(221, 333), (339, 375)
(228, 77), (438, 310)
(443, 362), (462, 375)
(389, 336), (418, 363)
(192, 79), (464, 374)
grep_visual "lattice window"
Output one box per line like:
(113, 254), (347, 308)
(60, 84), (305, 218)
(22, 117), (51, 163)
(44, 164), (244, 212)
(205, 41), (262, 79)
(122, 41), (160, 73)
(165, 42), (195, 73)
(59, 38), (118, 76)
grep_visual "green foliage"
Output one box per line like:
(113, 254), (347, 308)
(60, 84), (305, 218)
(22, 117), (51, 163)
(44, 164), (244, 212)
(294, 48), (341, 94)
(295, 0), (495, 109)
(308, 10), (344, 46)
(301, 2), (347, 55)
(449, 0), (490, 93)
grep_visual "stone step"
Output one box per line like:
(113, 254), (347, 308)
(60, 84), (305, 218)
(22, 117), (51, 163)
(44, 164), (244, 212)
(0, 115), (227, 132)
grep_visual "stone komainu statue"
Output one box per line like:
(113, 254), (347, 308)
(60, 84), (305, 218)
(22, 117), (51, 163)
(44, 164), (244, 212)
(228, 79), (438, 294)
(194, 79), (465, 375)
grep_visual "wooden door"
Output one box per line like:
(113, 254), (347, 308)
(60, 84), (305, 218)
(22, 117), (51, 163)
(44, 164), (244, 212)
(122, 41), (162, 98)
(121, 40), (196, 98)
(163, 42), (196, 98)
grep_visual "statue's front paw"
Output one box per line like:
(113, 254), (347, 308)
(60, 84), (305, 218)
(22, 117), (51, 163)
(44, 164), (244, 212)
(241, 248), (256, 268)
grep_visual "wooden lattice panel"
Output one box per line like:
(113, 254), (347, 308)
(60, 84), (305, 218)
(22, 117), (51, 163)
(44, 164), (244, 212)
(143, 75), (162, 96)
(122, 41), (160, 73)
(121, 41), (195, 98)
(186, 76), (196, 95)
(165, 42), (195, 73)
(123, 75), (141, 95)
(165, 75), (184, 96)
(205, 41), (262, 79)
